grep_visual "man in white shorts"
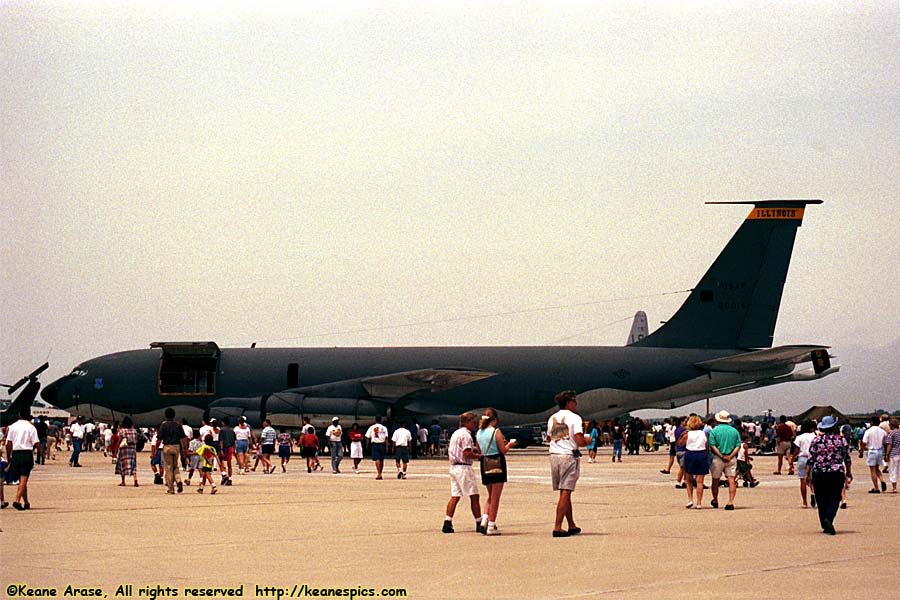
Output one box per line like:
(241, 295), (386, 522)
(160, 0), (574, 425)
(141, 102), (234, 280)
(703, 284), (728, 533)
(862, 415), (887, 493)
(442, 413), (484, 534)
(548, 390), (590, 537)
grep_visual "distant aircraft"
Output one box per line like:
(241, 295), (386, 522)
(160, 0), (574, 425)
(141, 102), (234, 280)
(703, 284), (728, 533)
(626, 311), (649, 346)
(1, 362), (49, 427)
(41, 200), (839, 428)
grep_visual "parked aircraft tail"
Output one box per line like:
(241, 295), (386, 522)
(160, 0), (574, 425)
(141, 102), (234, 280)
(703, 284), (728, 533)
(626, 311), (649, 345)
(634, 200), (822, 349)
(1, 362), (49, 427)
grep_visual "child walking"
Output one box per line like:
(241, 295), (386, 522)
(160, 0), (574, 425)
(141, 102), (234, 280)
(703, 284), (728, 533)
(196, 434), (220, 494)
(185, 430), (202, 485)
(277, 427), (293, 473)
(737, 433), (759, 488)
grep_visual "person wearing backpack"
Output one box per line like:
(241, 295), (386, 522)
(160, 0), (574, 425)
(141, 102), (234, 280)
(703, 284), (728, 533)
(195, 434), (220, 495)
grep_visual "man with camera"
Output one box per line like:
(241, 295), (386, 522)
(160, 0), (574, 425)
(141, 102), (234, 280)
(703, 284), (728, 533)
(548, 390), (591, 538)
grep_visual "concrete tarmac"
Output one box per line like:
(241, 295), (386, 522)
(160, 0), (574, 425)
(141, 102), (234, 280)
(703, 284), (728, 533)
(1, 447), (897, 600)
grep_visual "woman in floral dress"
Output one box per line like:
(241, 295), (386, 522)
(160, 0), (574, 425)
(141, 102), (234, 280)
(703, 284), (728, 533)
(115, 416), (140, 487)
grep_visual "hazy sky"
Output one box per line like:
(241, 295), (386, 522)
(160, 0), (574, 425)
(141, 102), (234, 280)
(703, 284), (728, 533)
(3, 2), (898, 416)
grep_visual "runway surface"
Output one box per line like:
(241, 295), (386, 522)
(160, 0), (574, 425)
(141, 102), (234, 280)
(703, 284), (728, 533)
(2, 447), (897, 600)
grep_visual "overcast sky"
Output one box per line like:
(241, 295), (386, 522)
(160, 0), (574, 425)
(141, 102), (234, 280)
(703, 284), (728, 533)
(2, 1), (898, 417)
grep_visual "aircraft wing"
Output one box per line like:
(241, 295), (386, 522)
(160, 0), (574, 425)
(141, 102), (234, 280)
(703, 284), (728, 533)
(694, 345), (830, 374)
(361, 368), (498, 399)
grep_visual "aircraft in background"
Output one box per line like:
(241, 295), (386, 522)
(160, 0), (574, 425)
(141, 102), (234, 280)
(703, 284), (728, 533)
(626, 311), (649, 346)
(41, 200), (839, 428)
(1, 363), (49, 427)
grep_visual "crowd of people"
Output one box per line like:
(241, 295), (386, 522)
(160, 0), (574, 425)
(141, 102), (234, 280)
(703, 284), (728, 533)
(3, 403), (898, 538)
(651, 411), (900, 534)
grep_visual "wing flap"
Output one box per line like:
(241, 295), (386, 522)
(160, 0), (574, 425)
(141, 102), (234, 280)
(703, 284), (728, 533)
(361, 368), (498, 399)
(695, 345), (829, 373)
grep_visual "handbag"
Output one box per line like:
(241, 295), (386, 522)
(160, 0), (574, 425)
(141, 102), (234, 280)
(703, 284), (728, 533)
(482, 454), (503, 475)
(481, 430), (504, 475)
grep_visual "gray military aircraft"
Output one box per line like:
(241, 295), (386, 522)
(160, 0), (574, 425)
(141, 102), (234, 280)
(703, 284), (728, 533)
(41, 200), (838, 428)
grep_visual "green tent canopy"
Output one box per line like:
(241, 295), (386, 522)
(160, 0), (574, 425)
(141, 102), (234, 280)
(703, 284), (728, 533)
(793, 405), (849, 426)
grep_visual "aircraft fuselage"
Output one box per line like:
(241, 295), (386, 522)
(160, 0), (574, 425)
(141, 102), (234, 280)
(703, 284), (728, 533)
(38, 200), (838, 427)
(44, 345), (751, 427)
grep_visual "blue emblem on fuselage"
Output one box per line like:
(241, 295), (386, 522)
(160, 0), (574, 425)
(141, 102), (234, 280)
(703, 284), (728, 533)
(94, 378), (104, 390)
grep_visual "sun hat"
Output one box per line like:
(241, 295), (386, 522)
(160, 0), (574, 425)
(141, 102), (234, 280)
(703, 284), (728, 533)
(818, 415), (837, 430)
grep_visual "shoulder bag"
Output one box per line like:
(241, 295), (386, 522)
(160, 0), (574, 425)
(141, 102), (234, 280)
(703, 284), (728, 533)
(481, 430), (504, 475)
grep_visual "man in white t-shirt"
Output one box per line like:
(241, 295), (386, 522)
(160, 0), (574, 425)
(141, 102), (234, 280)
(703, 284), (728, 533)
(6, 409), (43, 510)
(365, 416), (389, 480)
(325, 417), (343, 474)
(862, 416), (887, 493)
(391, 422), (413, 479)
(792, 420), (818, 508)
(547, 390), (591, 538)
(69, 416), (85, 467)
(83, 420), (96, 452)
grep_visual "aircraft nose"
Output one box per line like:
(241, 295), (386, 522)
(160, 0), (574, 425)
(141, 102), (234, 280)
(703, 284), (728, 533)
(41, 375), (70, 407)
(41, 379), (59, 404)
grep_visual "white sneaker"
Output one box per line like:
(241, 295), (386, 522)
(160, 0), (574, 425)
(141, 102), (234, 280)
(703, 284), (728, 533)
(486, 525), (500, 536)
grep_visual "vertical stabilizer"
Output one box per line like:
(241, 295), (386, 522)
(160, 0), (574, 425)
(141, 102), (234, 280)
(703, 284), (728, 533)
(1, 362), (49, 427)
(634, 200), (821, 349)
(626, 311), (649, 345)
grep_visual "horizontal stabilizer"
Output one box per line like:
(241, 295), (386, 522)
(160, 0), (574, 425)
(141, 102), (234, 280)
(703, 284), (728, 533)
(362, 368), (498, 399)
(694, 345), (830, 374)
(3, 362), (49, 395)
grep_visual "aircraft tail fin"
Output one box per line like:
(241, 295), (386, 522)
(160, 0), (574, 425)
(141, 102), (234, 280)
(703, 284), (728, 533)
(626, 311), (649, 345)
(633, 200), (821, 349)
(1, 362), (49, 427)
